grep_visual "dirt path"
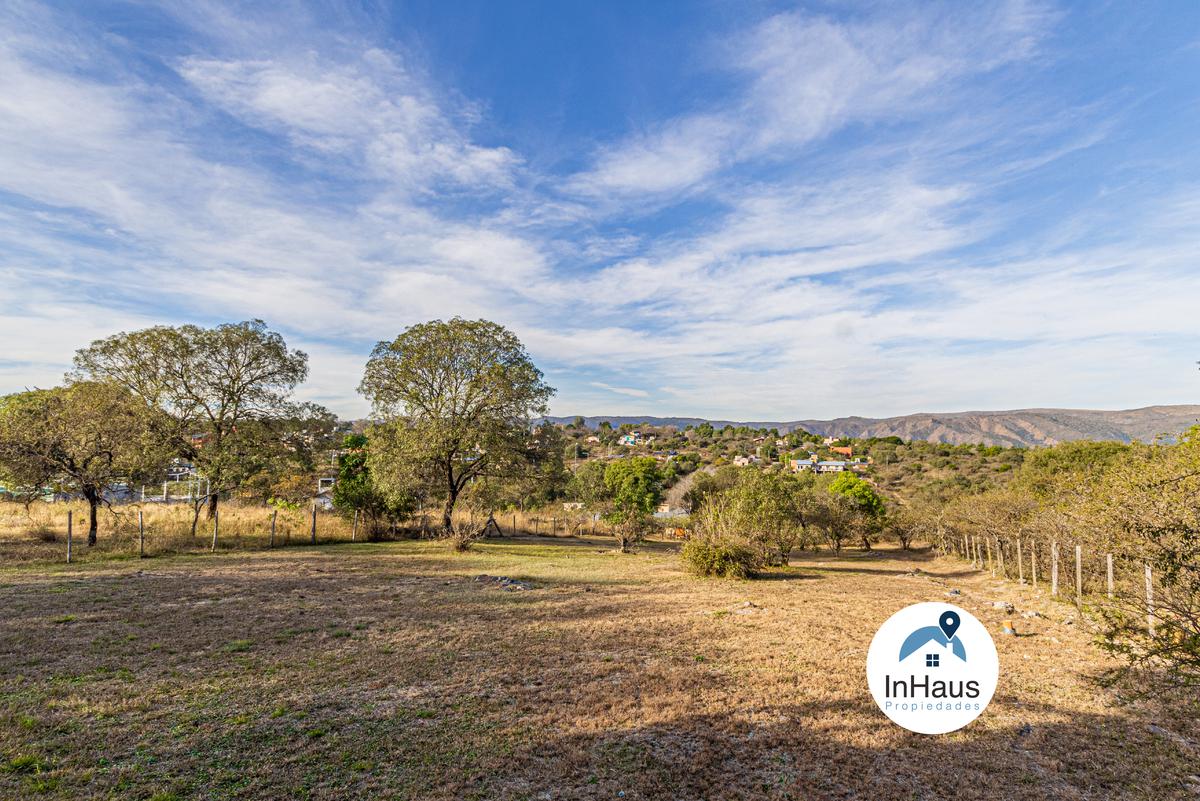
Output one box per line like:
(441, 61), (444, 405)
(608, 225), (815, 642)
(0, 540), (1195, 800)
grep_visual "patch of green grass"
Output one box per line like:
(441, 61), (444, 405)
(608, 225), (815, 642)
(3, 753), (49, 774)
(25, 775), (60, 793)
(222, 639), (253, 653)
(51, 614), (76, 624)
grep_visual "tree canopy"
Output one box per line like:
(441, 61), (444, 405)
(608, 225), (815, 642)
(0, 382), (165, 544)
(359, 318), (555, 546)
(71, 320), (311, 526)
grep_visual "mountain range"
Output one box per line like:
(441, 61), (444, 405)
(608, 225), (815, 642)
(543, 405), (1200, 448)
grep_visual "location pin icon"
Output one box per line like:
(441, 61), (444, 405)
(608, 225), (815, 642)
(939, 610), (961, 641)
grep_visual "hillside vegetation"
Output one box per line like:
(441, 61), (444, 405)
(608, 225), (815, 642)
(547, 405), (1200, 447)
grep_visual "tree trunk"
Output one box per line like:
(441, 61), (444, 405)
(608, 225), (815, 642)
(207, 491), (219, 521)
(442, 491), (457, 537)
(190, 499), (203, 538)
(85, 490), (99, 546)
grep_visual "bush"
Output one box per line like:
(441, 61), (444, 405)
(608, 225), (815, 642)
(681, 535), (761, 579)
(28, 524), (56, 543)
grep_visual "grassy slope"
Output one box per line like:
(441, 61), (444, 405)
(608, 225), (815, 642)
(1, 539), (1196, 800)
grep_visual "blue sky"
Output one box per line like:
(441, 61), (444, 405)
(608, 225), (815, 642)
(1, 1), (1198, 420)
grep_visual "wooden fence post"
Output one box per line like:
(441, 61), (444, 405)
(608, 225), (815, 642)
(211, 507), (219, 552)
(552, 517), (557, 537)
(534, 517), (539, 536)
(1145, 564), (1154, 638)
(1074, 545), (1083, 609)
(1017, 538), (1024, 583)
(1051, 541), (1059, 597)
(270, 509), (277, 548)
(310, 503), (317, 545)
(986, 537), (994, 576)
(1106, 553), (1113, 599)
(352, 509), (359, 542)
(974, 537), (982, 569)
(512, 514), (517, 536)
(138, 510), (145, 558)
(66, 510), (73, 564)
(998, 539), (1005, 578)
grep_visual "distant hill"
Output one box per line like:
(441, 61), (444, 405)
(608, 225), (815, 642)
(543, 405), (1200, 447)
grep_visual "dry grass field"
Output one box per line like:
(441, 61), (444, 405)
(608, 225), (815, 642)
(0, 500), (599, 565)
(1, 535), (1197, 800)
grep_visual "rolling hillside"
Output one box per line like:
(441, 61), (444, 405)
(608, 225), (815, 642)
(546, 405), (1200, 447)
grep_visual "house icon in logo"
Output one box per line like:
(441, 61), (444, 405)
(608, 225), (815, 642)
(898, 610), (967, 665)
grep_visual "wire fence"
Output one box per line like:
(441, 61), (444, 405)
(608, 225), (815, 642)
(944, 533), (1157, 636)
(0, 500), (655, 565)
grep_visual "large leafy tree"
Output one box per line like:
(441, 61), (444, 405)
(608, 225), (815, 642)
(566, 459), (610, 506)
(70, 320), (311, 531)
(726, 470), (819, 566)
(359, 318), (555, 544)
(0, 382), (166, 545)
(827, 471), (887, 550)
(603, 457), (662, 552)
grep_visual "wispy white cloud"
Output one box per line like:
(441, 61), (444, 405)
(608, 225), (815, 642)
(0, 0), (1197, 423)
(568, 1), (1056, 196)
(179, 51), (519, 190)
(589, 382), (650, 399)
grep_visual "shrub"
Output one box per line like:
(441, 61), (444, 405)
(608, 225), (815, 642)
(28, 524), (56, 543)
(681, 535), (761, 579)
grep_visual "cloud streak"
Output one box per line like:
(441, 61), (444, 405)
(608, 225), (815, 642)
(0, 1), (1197, 420)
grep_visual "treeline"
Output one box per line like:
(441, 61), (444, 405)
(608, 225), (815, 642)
(681, 468), (890, 578)
(0, 318), (567, 551)
(0, 321), (332, 545)
(922, 438), (1200, 692)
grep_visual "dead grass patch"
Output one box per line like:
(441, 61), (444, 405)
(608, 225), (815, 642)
(0, 540), (1195, 799)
